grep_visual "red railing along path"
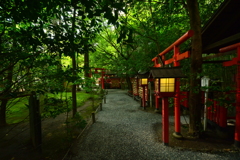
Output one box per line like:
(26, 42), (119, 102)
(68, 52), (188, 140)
(220, 42), (240, 147)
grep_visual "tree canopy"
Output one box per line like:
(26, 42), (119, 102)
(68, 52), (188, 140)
(1, 0), (227, 137)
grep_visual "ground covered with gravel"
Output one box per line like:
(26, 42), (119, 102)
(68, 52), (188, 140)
(69, 89), (240, 160)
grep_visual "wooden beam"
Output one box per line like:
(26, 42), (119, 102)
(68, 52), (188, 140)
(202, 51), (236, 60)
(203, 60), (228, 64)
(203, 33), (240, 53)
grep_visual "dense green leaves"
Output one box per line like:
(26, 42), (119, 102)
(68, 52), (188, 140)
(0, 0), (131, 124)
(0, 0), (227, 126)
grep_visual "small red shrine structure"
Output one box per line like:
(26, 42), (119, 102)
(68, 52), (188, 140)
(104, 71), (122, 89)
(136, 72), (151, 109)
(94, 68), (105, 89)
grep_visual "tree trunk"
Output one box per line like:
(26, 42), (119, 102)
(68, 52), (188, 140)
(126, 75), (132, 93)
(84, 52), (90, 78)
(186, 0), (203, 137)
(71, 4), (77, 117)
(0, 99), (8, 126)
(72, 53), (77, 117)
(0, 22), (15, 126)
(84, 51), (91, 91)
(0, 64), (14, 126)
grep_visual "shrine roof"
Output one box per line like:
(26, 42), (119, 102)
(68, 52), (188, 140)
(149, 67), (186, 78)
(202, 0), (240, 54)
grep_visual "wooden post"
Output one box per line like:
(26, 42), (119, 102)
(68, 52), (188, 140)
(101, 73), (105, 89)
(140, 98), (142, 107)
(104, 96), (106, 104)
(142, 86), (146, 109)
(29, 91), (42, 151)
(235, 60), (240, 148)
(99, 103), (102, 111)
(155, 95), (160, 113)
(148, 82), (152, 108)
(92, 112), (96, 123)
(162, 97), (169, 145)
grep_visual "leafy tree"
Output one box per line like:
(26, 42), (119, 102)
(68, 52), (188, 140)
(0, 0), (133, 125)
(92, 0), (224, 136)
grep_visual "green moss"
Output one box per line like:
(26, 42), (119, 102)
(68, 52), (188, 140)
(6, 91), (100, 124)
(6, 97), (29, 124)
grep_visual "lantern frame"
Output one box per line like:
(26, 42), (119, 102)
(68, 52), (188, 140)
(150, 67), (185, 97)
(136, 72), (150, 108)
(139, 78), (148, 86)
(154, 78), (176, 97)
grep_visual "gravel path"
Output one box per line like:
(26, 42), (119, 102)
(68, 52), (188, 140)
(71, 89), (240, 160)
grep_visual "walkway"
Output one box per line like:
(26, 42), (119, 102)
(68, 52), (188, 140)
(70, 89), (240, 160)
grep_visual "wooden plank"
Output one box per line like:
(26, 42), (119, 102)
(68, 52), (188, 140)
(157, 56), (164, 66)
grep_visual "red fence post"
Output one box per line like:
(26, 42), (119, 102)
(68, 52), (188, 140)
(236, 52), (240, 147)
(173, 46), (182, 137)
(162, 97), (169, 145)
(142, 85), (146, 109)
(213, 101), (217, 124)
(207, 106), (210, 121)
(155, 95), (160, 111)
(216, 103), (220, 126)
(219, 106), (227, 128)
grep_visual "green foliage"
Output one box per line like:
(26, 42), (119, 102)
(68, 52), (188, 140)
(168, 97), (174, 108)
(83, 77), (99, 93)
(66, 112), (87, 130)
(5, 92), (96, 124)
(6, 97), (29, 124)
(199, 0), (224, 25)
(41, 97), (70, 118)
(0, 0), (131, 123)
(0, 0), (228, 128)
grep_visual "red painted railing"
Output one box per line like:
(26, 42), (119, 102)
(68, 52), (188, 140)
(180, 91), (235, 128)
(152, 30), (193, 67)
(220, 42), (240, 146)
